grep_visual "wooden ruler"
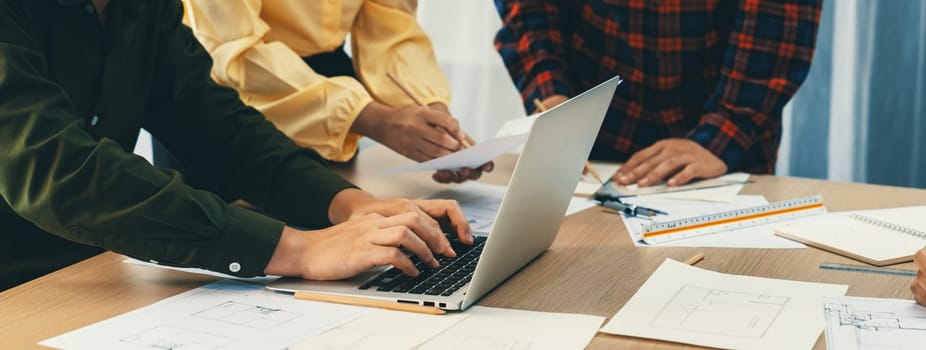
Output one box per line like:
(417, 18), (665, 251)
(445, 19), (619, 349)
(641, 196), (826, 244)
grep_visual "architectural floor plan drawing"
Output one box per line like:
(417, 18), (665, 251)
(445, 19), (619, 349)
(823, 296), (926, 350)
(193, 301), (299, 329)
(651, 285), (789, 338)
(422, 335), (533, 350)
(600, 259), (848, 350)
(40, 280), (363, 350)
(120, 326), (229, 350)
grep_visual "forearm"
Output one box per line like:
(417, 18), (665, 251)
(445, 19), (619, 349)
(351, 100), (391, 140)
(327, 188), (376, 225)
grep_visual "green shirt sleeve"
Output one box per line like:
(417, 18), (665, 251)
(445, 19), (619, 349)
(142, 1), (357, 230)
(0, 2), (352, 277)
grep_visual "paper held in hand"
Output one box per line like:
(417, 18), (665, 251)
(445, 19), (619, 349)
(382, 133), (528, 173)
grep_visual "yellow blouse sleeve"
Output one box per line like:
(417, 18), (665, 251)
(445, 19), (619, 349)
(351, 0), (451, 108)
(183, 0), (370, 162)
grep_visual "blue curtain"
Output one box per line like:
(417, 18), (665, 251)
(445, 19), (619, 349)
(784, 0), (926, 188)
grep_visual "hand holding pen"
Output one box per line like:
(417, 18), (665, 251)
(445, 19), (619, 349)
(385, 72), (493, 183)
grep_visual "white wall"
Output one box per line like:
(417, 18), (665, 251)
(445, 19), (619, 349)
(416, 2), (526, 142)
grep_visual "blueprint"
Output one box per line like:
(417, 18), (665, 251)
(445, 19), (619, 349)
(40, 280), (363, 350)
(601, 259), (847, 350)
(651, 285), (788, 338)
(823, 296), (926, 350)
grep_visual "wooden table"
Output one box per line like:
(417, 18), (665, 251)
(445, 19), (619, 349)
(2, 146), (925, 349)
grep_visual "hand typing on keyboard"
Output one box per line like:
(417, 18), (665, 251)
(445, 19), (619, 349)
(327, 191), (475, 255)
(360, 235), (486, 296)
(264, 190), (474, 281)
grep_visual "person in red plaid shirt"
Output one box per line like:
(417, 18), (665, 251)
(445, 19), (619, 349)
(495, 0), (822, 186)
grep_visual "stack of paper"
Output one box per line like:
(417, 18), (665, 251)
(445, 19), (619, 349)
(42, 280), (605, 350)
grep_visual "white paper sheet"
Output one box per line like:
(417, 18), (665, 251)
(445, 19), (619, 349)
(425, 182), (597, 232)
(292, 306), (602, 350)
(575, 171), (747, 203)
(383, 134), (528, 173)
(600, 259), (848, 350)
(122, 258), (280, 284)
(619, 195), (806, 248)
(419, 306), (605, 350)
(40, 280), (363, 350)
(495, 114), (539, 138)
(643, 173), (750, 203)
(822, 296), (926, 350)
(290, 309), (470, 350)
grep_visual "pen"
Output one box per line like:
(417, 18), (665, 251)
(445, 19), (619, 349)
(294, 291), (446, 315)
(600, 199), (669, 218)
(819, 263), (916, 277)
(533, 98), (603, 184)
(386, 72), (471, 149)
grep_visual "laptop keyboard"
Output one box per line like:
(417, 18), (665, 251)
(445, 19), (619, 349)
(359, 235), (487, 297)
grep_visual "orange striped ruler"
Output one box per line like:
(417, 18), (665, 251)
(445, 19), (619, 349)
(642, 196), (826, 244)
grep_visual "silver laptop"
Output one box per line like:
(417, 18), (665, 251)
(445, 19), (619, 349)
(268, 76), (621, 311)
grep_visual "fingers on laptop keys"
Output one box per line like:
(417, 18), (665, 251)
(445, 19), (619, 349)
(357, 199), (472, 276)
(412, 199), (474, 247)
(373, 198), (460, 257)
(372, 212), (440, 275)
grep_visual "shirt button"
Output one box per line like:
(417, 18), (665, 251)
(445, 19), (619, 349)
(90, 115), (99, 127)
(229, 262), (241, 273)
(84, 3), (95, 15)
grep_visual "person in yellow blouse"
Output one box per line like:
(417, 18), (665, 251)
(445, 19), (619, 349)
(181, 0), (489, 183)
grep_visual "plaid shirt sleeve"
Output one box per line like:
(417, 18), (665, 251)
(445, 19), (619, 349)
(689, 0), (822, 173)
(494, 0), (574, 114)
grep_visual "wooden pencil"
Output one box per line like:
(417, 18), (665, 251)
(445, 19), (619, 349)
(295, 291), (446, 315)
(386, 72), (471, 149)
(685, 252), (705, 266)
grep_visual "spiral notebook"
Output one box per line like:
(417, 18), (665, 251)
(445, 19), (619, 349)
(774, 206), (926, 266)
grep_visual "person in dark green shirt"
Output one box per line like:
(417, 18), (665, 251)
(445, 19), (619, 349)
(0, 0), (473, 291)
